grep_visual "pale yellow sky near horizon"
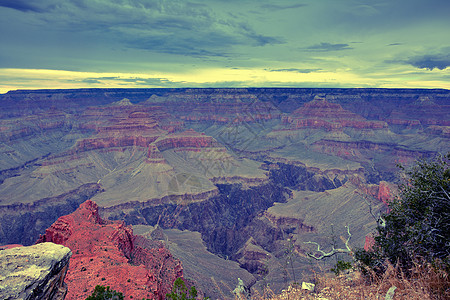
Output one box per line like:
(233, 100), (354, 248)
(1, 66), (449, 94)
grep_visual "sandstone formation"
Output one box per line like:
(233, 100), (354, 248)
(0, 242), (72, 300)
(37, 200), (183, 300)
(145, 92), (281, 124)
(282, 96), (387, 131)
(386, 96), (450, 128)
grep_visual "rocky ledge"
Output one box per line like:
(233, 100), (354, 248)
(0, 242), (72, 300)
(37, 200), (183, 300)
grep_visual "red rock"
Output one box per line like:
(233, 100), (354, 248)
(0, 110), (68, 142)
(154, 129), (220, 151)
(37, 200), (183, 300)
(364, 234), (375, 251)
(312, 139), (432, 163)
(75, 136), (160, 152)
(377, 181), (397, 205)
(146, 93), (280, 124)
(146, 144), (166, 163)
(0, 244), (23, 250)
(426, 125), (450, 138)
(387, 97), (450, 127)
(283, 96), (387, 131)
(74, 103), (180, 153)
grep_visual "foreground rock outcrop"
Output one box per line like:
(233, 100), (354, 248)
(37, 200), (183, 300)
(0, 242), (72, 300)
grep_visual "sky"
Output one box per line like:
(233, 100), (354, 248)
(1, 0), (450, 93)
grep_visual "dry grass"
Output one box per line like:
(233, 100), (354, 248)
(240, 261), (449, 300)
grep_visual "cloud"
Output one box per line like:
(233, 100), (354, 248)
(119, 77), (175, 86)
(269, 68), (322, 73)
(260, 3), (307, 10)
(7, 0), (283, 58)
(305, 42), (353, 52)
(122, 13), (284, 57)
(0, 0), (44, 12)
(75, 76), (179, 87)
(80, 78), (102, 84)
(406, 51), (450, 70)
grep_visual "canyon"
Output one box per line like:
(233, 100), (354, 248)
(0, 88), (448, 298)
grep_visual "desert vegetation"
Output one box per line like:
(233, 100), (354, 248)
(86, 154), (449, 300)
(85, 285), (124, 300)
(258, 153), (449, 299)
(355, 153), (449, 275)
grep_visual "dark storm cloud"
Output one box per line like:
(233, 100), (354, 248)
(387, 48), (450, 70)
(0, 0), (283, 58)
(0, 0), (44, 12)
(125, 35), (230, 57)
(123, 14), (284, 56)
(407, 52), (450, 70)
(322, 0), (450, 33)
(269, 68), (322, 73)
(306, 43), (353, 52)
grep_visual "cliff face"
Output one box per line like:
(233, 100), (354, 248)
(145, 92), (281, 124)
(37, 200), (183, 300)
(0, 183), (103, 246)
(74, 102), (170, 153)
(0, 242), (72, 300)
(281, 96), (388, 131)
(386, 96), (450, 127)
(0, 88), (448, 298)
(311, 139), (434, 165)
(154, 129), (220, 151)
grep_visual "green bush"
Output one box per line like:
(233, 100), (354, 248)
(331, 260), (353, 276)
(166, 277), (208, 300)
(85, 285), (124, 300)
(355, 153), (450, 274)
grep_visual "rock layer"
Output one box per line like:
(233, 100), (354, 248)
(37, 200), (183, 300)
(0, 242), (72, 300)
(282, 96), (387, 130)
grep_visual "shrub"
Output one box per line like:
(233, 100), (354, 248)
(355, 153), (450, 274)
(166, 278), (198, 300)
(331, 260), (353, 276)
(85, 285), (124, 300)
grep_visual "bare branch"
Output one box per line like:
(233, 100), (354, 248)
(304, 225), (352, 260)
(440, 186), (450, 200)
(360, 193), (386, 228)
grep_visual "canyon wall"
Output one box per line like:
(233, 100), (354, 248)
(37, 200), (183, 300)
(0, 88), (448, 298)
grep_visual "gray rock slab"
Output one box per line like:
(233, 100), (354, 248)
(0, 242), (72, 300)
